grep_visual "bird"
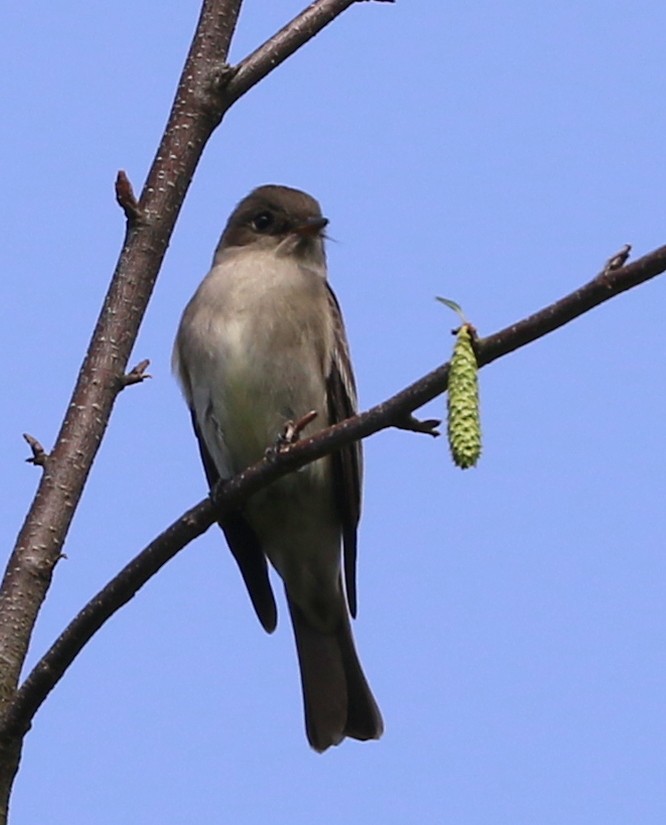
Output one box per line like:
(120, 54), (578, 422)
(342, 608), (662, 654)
(172, 184), (383, 751)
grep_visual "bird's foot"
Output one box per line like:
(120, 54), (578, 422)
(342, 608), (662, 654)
(265, 410), (319, 458)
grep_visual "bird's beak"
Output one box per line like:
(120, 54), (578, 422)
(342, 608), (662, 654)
(292, 216), (329, 237)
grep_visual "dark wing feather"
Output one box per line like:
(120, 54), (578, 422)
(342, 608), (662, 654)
(325, 285), (362, 618)
(190, 410), (277, 633)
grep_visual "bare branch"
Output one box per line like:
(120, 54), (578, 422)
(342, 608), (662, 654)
(0, 2), (247, 711)
(476, 242), (666, 368)
(0, 499), (212, 738)
(3, 239), (665, 739)
(225, 0), (383, 104)
(121, 359), (152, 389)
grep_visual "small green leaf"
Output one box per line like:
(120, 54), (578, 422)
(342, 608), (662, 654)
(435, 296), (467, 323)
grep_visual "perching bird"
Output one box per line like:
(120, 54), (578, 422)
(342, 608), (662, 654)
(172, 184), (383, 751)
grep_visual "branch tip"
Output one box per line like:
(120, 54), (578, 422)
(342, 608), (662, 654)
(121, 359), (152, 389)
(603, 243), (632, 274)
(22, 433), (49, 467)
(114, 171), (144, 224)
(394, 414), (441, 438)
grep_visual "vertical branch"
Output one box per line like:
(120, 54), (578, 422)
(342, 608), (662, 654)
(0, 0), (243, 719)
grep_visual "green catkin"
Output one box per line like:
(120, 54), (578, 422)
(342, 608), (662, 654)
(447, 324), (481, 468)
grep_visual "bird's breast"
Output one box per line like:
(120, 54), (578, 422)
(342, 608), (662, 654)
(185, 250), (334, 473)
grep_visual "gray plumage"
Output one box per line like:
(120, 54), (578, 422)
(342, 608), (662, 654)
(173, 185), (383, 751)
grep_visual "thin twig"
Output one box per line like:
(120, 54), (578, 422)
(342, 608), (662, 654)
(225, 0), (362, 103)
(121, 359), (152, 389)
(603, 243), (632, 274)
(394, 415), (441, 437)
(22, 434), (48, 468)
(3, 239), (665, 739)
(114, 171), (143, 224)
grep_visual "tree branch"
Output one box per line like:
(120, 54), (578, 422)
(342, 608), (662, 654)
(225, 0), (363, 104)
(476, 241), (666, 367)
(2, 239), (664, 740)
(0, 0), (242, 712)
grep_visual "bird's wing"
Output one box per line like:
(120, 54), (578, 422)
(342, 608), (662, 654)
(189, 408), (278, 634)
(325, 284), (362, 618)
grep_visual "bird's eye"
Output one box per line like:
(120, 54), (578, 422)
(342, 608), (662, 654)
(252, 211), (274, 232)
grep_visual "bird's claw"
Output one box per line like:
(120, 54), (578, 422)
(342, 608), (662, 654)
(265, 410), (319, 458)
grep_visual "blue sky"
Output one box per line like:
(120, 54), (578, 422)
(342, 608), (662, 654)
(3, 2), (666, 823)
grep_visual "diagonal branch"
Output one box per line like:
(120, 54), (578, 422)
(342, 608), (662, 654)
(225, 0), (369, 104)
(0, 499), (213, 738)
(2, 239), (664, 740)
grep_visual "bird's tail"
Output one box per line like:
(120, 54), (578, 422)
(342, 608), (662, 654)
(286, 594), (384, 752)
